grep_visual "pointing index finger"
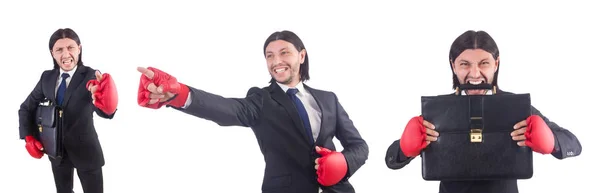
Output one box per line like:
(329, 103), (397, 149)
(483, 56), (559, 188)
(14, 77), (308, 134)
(137, 67), (154, 79)
(95, 70), (102, 81)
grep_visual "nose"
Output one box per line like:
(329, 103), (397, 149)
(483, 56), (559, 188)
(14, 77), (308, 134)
(272, 54), (283, 65)
(469, 65), (482, 78)
(61, 50), (70, 59)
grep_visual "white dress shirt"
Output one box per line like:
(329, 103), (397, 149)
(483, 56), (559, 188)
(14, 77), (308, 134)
(276, 82), (322, 142)
(55, 65), (78, 96)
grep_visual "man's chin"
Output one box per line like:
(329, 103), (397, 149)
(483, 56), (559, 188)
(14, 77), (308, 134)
(60, 64), (76, 71)
(272, 75), (292, 84)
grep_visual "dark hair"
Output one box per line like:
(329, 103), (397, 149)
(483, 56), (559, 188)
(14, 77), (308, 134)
(449, 30), (500, 89)
(49, 28), (83, 69)
(263, 30), (310, 83)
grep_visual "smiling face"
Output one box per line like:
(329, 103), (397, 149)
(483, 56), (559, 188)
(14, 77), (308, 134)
(51, 38), (81, 72)
(451, 49), (499, 95)
(264, 40), (306, 87)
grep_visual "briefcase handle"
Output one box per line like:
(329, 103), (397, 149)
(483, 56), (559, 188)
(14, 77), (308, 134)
(455, 83), (497, 95)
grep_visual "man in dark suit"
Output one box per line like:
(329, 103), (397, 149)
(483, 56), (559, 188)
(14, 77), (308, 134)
(385, 30), (582, 193)
(18, 28), (119, 193)
(135, 30), (369, 193)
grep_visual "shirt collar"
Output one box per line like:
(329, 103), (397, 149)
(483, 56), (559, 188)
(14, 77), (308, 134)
(276, 81), (307, 96)
(59, 65), (78, 79)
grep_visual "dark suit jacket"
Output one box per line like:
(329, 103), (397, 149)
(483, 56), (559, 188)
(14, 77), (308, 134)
(170, 83), (369, 193)
(385, 89), (582, 193)
(18, 65), (115, 170)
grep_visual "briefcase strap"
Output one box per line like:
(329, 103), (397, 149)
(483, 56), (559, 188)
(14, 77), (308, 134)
(469, 97), (484, 143)
(455, 84), (497, 95)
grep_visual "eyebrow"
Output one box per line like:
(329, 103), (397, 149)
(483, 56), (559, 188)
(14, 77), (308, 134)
(459, 58), (491, 63)
(265, 48), (289, 54)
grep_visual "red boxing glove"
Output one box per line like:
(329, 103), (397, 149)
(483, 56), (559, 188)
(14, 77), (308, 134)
(399, 116), (428, 157)
(525, 115), (555, 154)
(25, 136), (44, 159)
(315, 146), (348, 186)
(137, 67), (189, 109)
(87, 73), (118, 114)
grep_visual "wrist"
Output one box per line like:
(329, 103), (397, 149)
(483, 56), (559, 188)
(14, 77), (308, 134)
(166, 83), (190, 108)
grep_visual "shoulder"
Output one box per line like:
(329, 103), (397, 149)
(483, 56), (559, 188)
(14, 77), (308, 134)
(246, 85), (270, 97)
(79, 65), (96, 74)
(41, 69), (53, 76)
(309, 86), (333, 95)
(305, 84), (336, 98)
(38, 69), (56, 80)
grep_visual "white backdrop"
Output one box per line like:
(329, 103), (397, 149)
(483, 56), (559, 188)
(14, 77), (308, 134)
(0, 0), (597, 192)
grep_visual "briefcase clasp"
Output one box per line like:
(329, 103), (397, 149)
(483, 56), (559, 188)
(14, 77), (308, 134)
(470, 129), (482, 143)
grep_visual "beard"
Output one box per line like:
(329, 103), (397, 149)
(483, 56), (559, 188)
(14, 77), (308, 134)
(275, 74), (294, 84)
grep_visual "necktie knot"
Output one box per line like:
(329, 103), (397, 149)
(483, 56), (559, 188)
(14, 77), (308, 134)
(61, 73), (70, 79)
(286, 88), (299, 96)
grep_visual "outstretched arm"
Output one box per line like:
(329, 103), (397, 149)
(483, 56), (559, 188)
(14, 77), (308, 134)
(169, 86), (264, 127)
(136, 66), (264, 127)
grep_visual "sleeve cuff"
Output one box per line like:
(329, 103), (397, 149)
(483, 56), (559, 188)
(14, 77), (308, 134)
(182, 91), (192, 109)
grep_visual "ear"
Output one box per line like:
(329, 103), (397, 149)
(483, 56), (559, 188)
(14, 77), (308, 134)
(299, 49), (306, 64)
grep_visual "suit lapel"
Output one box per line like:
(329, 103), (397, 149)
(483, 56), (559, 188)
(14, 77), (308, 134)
(45, 69), (59, 103)
(304, 85), (327, 144)
(268, 83), (312, 145)
(62, 66), (86, 107)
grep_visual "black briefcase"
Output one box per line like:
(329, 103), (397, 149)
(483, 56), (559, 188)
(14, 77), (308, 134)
(36, 100), (64, 159)
(420, 84), (533, 181)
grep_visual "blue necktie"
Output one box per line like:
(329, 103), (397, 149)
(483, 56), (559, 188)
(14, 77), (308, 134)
(286, 88), (314, 144)
(56, 73), (70, 106)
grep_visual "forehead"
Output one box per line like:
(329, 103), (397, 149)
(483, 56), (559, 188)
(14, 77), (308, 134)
(455, 49), (494, 61)
(52, 38), (78, 49)
(265, 40), (296, 52)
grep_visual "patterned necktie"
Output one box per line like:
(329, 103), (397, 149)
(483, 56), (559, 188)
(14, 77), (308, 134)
(286, 88), (314, 144)
(56, 73), (70, 106)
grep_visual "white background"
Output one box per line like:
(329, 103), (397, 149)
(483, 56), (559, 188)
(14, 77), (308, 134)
(0, 0), (597, 192)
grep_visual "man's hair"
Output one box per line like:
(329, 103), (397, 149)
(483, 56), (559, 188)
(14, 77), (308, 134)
(263, 30), (310, 84)
(448, 30), (500, 89)
(49, 28), (83, 69)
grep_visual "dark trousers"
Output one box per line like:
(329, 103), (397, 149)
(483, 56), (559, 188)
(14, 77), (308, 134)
(51, 152), (103, 193)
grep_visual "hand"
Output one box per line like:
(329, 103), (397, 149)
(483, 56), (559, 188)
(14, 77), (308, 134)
(87, 71), (103, 104)
(25, 136), (44, 159)
(511, 115), (555, 154)
(314, 146), (348, 187)
(86, 70), (118, 114)
(399, 116), (439, 157)
(137, 67), (189, 109)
